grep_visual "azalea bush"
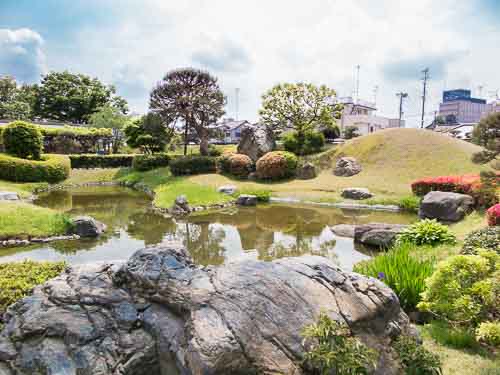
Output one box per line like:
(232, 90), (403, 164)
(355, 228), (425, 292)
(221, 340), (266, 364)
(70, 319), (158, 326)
(487, 204), (500, 226)
(397, 219), (456, 247)
(256, 151), (298, 180)
(217, 153), (254, 178)
(411, 175), (478, 196)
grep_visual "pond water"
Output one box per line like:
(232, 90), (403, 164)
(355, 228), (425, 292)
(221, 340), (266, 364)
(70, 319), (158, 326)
(0, 186), (417, 270)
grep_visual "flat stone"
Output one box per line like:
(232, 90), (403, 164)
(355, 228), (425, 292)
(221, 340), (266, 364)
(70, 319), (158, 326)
(0, 192), (20, 201)
(341, 188), (373, 200)
(236, 194), (258, 206)
(354, 223), (408, 248)
(419, 191), (474, 222)
(331, 224), (355, 237)
(217, 185), (237, 195)
(70, 216), (106, 238)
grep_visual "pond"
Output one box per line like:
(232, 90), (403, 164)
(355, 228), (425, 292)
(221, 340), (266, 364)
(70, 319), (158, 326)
(0, 186), (417, 270)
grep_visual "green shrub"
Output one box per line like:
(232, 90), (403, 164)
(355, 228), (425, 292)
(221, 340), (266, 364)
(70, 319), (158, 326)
(476, 321), (500, 347)
(399, 195), (421, 213)
(208, 145), (222, 157)
(217, 153), (254, 178)
(462, 227), (500, 255)
(169, 155), (217, 176)
(256, 151), (298, 180)
(354, 242), (435, 311)
(392, 335), (442, 375)
(302, 312), (377, 375)
(0, 261), (65, 318)
(397, 219), (456, 246)
(283, 130), (325, 155)
(0, 153), (70, 183)
(2, 121), (43, 160)
(418, 250), (499, 327)
(132, 153), (170, 171)
(424, 321), (479, 350)
(234, 189), (271, 203)
(69, 154), (134, 169)
(41, 125), (112, 154)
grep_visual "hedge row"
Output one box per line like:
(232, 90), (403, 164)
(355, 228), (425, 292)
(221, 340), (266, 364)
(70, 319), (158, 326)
(411, 175), (480, 196)
(170, 156), (217, 176)
(132, 153), (170, 171)
(0, 154), (70, 183)
(69, 154), (134, 169)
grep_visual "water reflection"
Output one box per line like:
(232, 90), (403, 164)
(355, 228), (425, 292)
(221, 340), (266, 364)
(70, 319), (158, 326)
(0, 187), (417, 270)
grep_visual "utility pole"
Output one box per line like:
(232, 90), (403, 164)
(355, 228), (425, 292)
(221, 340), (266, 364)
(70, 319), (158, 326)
(235, 88), (240, 121)
(420, 68), (430, 128)
(396, 92), (408, 128)
(355, 65), (360, 103)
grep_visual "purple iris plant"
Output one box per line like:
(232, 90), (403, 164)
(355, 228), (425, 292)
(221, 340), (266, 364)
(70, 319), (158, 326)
(377, 272), (386, 280)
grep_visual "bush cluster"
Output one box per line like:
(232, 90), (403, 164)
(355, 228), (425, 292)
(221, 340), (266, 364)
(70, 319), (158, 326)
(234, 189), (271, 203)
(169, 156), (217, 176)
(462, 227), (500, 255)
(208, 145), (222, 157)
(2, 121), (43, 160)
(0, 153), (70, 183)
(486, 204), (500, 226)
(69, 154), (134, 169)
(217, 153), (254, 178)
(41, 126), (113, 154)
(392, 335), (442, 375)
(256, 151), (298, 180)
(282, 130), (325, 155)
(397, 219), (456, 247)
(132, 153), (170, 171)
(411, 175), (478, 196)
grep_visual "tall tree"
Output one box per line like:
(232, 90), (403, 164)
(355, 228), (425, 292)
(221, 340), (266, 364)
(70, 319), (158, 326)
(471, 112), (500, 166)
(33, 71), (128, 123)
(259, 82), (342, 148)
(89, 105), (130, 153)
(149, 68), (225, 155)
(123, 113), (173, 154)
(0, 76), (35, 120)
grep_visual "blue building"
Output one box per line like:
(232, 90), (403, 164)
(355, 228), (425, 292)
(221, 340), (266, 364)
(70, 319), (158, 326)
(443, 89), (486, 104)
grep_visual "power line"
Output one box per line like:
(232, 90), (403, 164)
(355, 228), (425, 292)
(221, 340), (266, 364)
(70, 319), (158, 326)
(396, 92), (408, 128)
(420, 68), (430, 128)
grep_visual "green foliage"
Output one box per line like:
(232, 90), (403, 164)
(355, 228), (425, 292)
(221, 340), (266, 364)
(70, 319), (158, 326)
(472, 112), (500, 163)
(39, 125), (113, 154)
(0, 261), (65, 318)
(169, 156), (217, 176)
(69, 154), (134, 169)
(302, 313), (377, 375)
(354, 242), (435, 311)
(343, 126), (360, 140)
(0, 153), (70, 183)
(88, 105), (130, 153)
(476, 321), (500, 347)
(33, 71), (128, 123)
(399, 195), (421, 213)
(208, 145), (222, 157)
(2, 121), (43, 159)
(397, 219), (456, 247)
(124, 113), (171, 154)
(423, 321), (479, 350)
(418, 250), (499, 326)
(462, 227), (500, 255)
(132, 153), (170, 171)
(217, 153), (254, 178)
(283, 130), (325, 155)
(392, 335), (442, 375)
(256, 151), (298, 180)
(474, 170), (499, 208)
(234, 189), (271, 203)
(0, 76), (35, 120)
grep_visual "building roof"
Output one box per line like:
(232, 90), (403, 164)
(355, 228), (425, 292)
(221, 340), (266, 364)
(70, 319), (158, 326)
(212, 119), (250, 131)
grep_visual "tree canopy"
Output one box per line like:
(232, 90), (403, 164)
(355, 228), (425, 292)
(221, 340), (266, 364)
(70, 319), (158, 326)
(88, 105), (130, 153)
(472, 112), (500, 166)
(0, 76), (36, 121)
(149, 68), (225, 155)
(124, 113), (172, 154)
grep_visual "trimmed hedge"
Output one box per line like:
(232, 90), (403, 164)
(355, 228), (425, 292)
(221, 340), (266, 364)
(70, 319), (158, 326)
(170, 156), (217, 176)
(217, 153), (254, 178)
(282, 130), (325, 155)
(411, 175), (478, 196)
(0, 153), (70, 183)
(69, 154), (134, 169)
(2, 121), (43, 160)
(256, 151), (298, 180)
(132, 153), (170, 171)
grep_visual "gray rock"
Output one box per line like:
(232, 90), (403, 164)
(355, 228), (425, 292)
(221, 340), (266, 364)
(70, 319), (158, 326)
(0, 192), (19, 201)
(419, 191), (475, 222)
(333, 157), (362, 177)
(236, 194), (258, 206)
(217, 185), (237, 195)
(354, 223), (408, 248)
(237, 124), (276, 162)
(0, 244), (416, 375)
(342, 187), (373, 200)
(331, 224), (355, 237)
(170, 195), (191, 216)
(297, 162), (316, 180)
(70, 216), (106, 238)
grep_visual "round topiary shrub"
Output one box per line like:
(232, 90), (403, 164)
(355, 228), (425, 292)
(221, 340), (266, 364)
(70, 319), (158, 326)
(256, 151), (298, 180)
(217, 153), (254, 178)
(2, 121), (43, 160)
(282, 130), (325, 155)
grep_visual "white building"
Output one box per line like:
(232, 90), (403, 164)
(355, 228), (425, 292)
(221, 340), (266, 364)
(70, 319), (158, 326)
(209, 118), (251, 144)
(339, 97), (403, 136)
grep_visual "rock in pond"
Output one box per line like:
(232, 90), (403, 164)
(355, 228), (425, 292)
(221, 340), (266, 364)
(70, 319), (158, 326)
(217, 185), (237, 195)
(170, 194), (191, 215)
(341, 187), (373, 200)
(236, 194), (258, 206)
(70, 216), (106, 237)
(331, 224), (355, 237)
(0, 244), (416, 375)
(354, 223), (408, 248)
(237, 124), (276, 162)
(297, 162), (317, 180)
(333, 157), (362, 177)
(419, 191), (474, 222)
(0, 192), (20, 201)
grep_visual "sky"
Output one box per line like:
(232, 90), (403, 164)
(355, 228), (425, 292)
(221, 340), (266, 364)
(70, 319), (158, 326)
(1, 0), (499, 127)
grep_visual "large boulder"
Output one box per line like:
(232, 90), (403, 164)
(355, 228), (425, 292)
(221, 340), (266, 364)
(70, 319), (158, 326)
(419, 191), (474, 222)
(0, 244), (415, 375)
(70, 216), (106, 237)
(354, 223), (408, 248)
(0, 192), (20, 201)
(170, 194), (191, 215)
(236, 194), (258, 206)
(297, 162), (317, 180)
(237, 124), (276, 162)
(331, 224), (355, 237)
(341, 188), (373, 200)
(334, 157), (362, 177)
(217, 185), (237, 195)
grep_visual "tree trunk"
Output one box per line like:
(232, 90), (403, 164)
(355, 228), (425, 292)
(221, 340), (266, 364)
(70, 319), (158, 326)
(199, 128), (209, 156)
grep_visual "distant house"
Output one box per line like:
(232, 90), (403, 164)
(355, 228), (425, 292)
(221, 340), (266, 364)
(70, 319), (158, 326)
(210, 118), (251, 144)
(425, 122), (476, 141)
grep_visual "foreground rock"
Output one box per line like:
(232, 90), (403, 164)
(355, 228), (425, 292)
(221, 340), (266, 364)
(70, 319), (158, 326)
(342, 187), (373, 200)
(236, 194), (258, 206)
(237, 124), (275, 162)
(170, 194), (191, 215)
(419, 191), (474, 222)
(0, 192), (19, 201)
(70, 216), (106, 237)
(297, 162), (316, 180)
(0, 244), (415, 375)
(333, 157), (362, 177)
(354, 223), (408, 248)
(331, 224), (355, 237)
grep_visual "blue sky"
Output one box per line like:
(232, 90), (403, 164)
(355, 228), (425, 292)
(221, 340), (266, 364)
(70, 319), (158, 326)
(1, 0), (499, 126)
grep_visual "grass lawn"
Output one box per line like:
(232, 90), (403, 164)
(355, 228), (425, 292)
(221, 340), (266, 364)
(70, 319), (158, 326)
(0, 202), (72, 239)
(0, 180), (48, 198)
